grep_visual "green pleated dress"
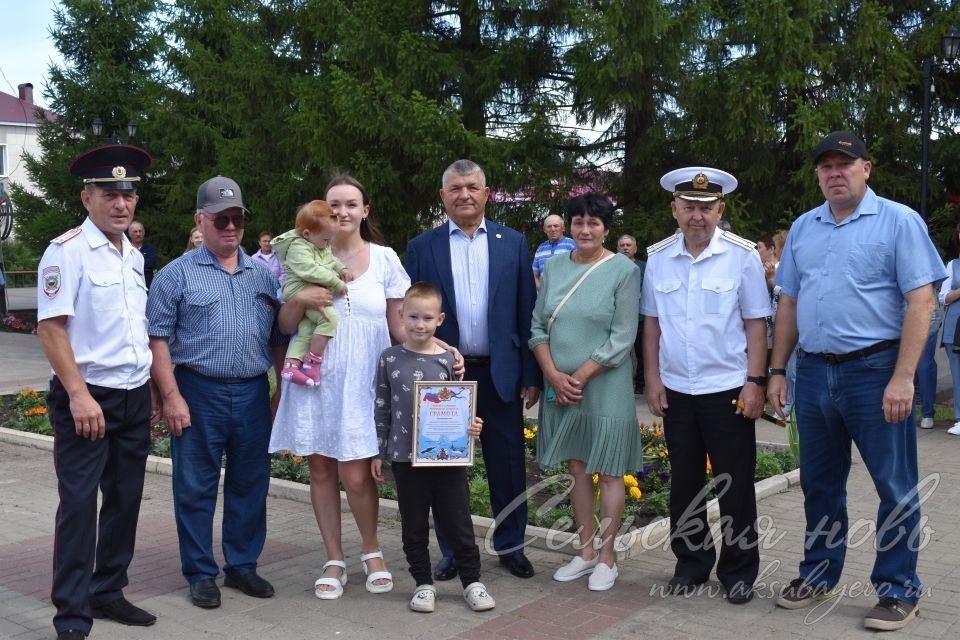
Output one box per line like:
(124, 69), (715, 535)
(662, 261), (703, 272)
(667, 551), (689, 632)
(529, 252), (644, 476)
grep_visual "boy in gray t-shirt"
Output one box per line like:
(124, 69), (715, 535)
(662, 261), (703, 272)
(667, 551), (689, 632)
(371, 282), (492, 614)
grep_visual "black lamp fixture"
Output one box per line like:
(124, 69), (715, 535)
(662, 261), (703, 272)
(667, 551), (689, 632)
(920, 25), (960, 219)
(91, 116), (138, 143)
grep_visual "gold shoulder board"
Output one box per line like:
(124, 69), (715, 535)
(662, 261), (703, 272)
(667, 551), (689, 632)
(720, 230), (756, 251)
(51, 227), (82, 244)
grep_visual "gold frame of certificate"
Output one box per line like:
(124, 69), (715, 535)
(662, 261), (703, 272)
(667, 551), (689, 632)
(411, 381), (477, 467)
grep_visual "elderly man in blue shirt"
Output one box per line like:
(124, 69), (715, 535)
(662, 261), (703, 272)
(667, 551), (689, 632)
(147, 176), (289, 609)
(768, 132), (946, 632)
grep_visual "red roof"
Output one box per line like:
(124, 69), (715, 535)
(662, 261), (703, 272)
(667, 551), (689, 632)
(0, 89), (55, 124)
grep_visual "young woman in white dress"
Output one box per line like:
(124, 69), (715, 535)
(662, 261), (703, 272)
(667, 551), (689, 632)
(271, 176), (407, 599)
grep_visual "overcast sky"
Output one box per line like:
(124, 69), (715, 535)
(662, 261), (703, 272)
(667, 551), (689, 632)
(0, 0), (62, 109)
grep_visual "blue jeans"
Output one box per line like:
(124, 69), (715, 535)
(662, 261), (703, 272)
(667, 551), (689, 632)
(794, 347), (923, 603)
(944, 346), (960, 420)
(917, 332), (938, 418)
(171, 367), (272, 583)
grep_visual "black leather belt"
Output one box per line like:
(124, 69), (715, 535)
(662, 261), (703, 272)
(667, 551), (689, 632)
(463, 356), (490, 366)
(808, 339), (899, 364)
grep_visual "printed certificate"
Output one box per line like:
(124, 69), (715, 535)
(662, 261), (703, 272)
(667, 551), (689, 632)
(411, 381), (477, 467)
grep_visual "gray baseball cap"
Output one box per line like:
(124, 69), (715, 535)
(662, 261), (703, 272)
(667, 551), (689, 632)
(196, 176), (250, 214)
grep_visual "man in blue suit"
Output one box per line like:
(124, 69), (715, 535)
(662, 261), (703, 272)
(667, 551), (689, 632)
(405, 159), (541, 579)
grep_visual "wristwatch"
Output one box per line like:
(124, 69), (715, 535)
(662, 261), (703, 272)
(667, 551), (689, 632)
(746, 375), (768, 386)
(768, 368), (787, 377)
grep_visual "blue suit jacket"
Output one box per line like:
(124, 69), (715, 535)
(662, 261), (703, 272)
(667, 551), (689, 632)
(404, 219), (541, 402)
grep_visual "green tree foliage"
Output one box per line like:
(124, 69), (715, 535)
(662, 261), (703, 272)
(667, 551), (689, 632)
(10, 0), (960, 263)
(12, 0), (164, 254)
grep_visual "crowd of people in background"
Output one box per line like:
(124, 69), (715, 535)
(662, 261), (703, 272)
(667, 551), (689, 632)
(36, 130), (950, 639)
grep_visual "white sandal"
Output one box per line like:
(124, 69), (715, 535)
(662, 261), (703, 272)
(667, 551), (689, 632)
(409, 584), (436, 613)
(463, 582), (495, 611)
(361, 550), (394, 594)
(314, 560), (348, 600)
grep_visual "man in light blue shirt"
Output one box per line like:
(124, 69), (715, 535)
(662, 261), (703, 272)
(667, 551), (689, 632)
(532, 214), (575, 289)
(768, 132), (946, 631)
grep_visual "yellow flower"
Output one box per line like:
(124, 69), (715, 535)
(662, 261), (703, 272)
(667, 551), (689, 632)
(523, 428), (535, 440)
(629, 486), (642, 500)
(24, 407), (47, 417)
(653, 429), (663, 438)
(592, 473), (599, 485)
(293, 456), (303, 464)
(623, 474), (638, 488)
(659, 450), (668, 459)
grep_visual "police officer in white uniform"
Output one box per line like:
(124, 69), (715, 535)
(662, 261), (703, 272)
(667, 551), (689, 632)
(640, 167), (769, 604)
(36, 144), (156, 640)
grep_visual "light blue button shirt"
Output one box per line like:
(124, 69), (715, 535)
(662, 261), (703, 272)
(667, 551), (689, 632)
(448, 219), (490, 356)
(775, 187), (946, 354)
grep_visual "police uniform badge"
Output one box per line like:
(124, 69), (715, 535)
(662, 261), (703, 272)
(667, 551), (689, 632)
(42, 266), (61, 299)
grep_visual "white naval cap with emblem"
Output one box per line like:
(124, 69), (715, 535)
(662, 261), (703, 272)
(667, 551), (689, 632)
(660, 167), (737, 202)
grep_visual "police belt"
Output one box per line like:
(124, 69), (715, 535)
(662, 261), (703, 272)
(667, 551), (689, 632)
(807, 339), (899, 364)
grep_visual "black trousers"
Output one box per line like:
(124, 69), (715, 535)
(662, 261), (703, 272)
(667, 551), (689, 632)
(663, 387), (759, 587)
(392, 462), (481, 588)
(48, 377), (151, 634)
(435, 361), (527, 556)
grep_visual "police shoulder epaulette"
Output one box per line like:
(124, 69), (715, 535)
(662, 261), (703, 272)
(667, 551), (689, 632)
(50, 227), (82, 244)
(720, 230), (756, 251)
(646, 232), (681, 256)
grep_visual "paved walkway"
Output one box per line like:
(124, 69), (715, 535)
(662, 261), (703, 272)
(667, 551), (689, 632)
(1, 417), (958, 639)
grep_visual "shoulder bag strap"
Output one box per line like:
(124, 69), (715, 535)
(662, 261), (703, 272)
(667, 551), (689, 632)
(546, 253), (616, 334)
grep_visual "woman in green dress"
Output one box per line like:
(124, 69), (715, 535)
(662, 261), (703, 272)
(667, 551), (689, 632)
(529, 192), (643, 592)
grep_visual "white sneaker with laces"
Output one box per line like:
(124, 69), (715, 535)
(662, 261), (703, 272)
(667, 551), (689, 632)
(947, 422), (960, 436)
(919, 417), (934, 429)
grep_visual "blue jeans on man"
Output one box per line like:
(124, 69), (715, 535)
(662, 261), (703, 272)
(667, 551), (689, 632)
(794, 347), (923, 604)
(171, 367), (272, 583)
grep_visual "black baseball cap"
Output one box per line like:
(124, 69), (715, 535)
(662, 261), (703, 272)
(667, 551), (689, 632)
(812, 131), (869, 165)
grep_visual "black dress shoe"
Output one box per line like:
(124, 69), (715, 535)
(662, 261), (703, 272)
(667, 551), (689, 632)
(224, 572), (275, 598)
(499, 552), (535, 578)
(433, 556), (458, 581)
(189, 579), (221, 608)
(724, 581), (755, 605)
(91, 597), (156, 626)
(57, 631), (87, 640)
(667, 574), (709, 596)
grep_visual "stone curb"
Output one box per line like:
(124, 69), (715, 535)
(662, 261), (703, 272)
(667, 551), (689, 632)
(0, 427), (801, 560)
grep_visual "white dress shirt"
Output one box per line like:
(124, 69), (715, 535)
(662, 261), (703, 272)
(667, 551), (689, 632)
(448, 218), (490, 356)
(641, 228), (768, 394)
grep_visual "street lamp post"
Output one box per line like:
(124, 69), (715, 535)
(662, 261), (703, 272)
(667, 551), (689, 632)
(0, 184), (13, 315)
(920, 26), (960, 220)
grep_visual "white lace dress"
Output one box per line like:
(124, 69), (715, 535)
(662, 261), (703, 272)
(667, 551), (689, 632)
(269, 243), (410, 460)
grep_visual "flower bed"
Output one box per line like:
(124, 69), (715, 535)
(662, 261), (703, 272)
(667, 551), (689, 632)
(2, 388), (797, 531)
(1, 312), (38, 334)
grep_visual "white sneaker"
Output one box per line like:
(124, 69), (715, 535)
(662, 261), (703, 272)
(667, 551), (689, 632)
(553, 555), (598, 582)
(947, 422), (960, 436)
(409, 585), (436, 613)
(587, 562), (618, 591)
(919, 417), (934, 429)
(463, 582), (495, 611)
